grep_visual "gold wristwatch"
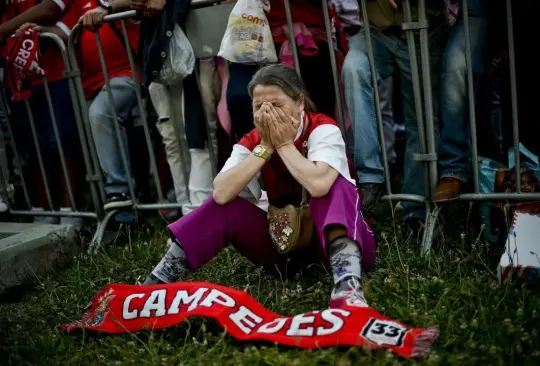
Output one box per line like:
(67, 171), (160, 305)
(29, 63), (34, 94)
(253, 145), (272, 161)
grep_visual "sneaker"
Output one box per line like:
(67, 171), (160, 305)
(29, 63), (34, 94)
(359, 183), (383, 212)
(329, 276), (369, 308)
(0, 197), (7, 213)
(59, 207), (84, 232)
(32, 207), (59, 224)
(103, 193), (132, 211)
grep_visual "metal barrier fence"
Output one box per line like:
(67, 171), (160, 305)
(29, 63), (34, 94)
(0, 0), (533, 255)
(0, 32), (103, 228)
(360, 0), (536, 255)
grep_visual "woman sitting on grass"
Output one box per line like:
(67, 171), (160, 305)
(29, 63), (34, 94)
(142, 64), (376, 308)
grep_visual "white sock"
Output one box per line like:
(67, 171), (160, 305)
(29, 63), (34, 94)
(144, 239), (190, 284)
(329, 237), (362, 292)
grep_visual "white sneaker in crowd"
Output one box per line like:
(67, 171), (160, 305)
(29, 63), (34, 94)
(32, 207), (59, 225)
(0, 197), (7, 213)
(59, 207), (84, 232)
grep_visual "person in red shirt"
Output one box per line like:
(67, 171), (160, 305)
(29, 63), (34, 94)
(0, 0), (71, 45)
(1, 0), (82, 227)
(54, 0), (141, 212)
(142, 64), (376, 309)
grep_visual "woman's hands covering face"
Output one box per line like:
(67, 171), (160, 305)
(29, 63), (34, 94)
(265, 104), (300, 150)
(254, 103), (274, 152)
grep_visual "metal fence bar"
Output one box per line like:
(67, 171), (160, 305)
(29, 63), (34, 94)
(417, 0), (438, 198)
(45, 32), (104, 217)
(0, 122), (9, 204)
(461, 0), (480, 194)
(320, 0), (346, 136)
(10, 209), (97, 219)
(93, 30), (138, 203)
(283, 0), (301, 76)
(0, 32), (103, 220)
(506, 0), (521, 193)
(359, 0), (392, 196)
(24, 99), (54, 209)
(119, 18), (165, 203)
(0, 90), (31, 208)
(193, 66), (218, 176)
(42, 77), (78, 210)
(381, 193), (426, 204)
(169, 83), (191, 198)
(66, 29), (107, 206)
(460, 192), (540, 201)
(401, 0), (430, 208)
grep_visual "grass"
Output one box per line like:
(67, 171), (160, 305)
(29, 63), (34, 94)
(1, 206), (539, 366)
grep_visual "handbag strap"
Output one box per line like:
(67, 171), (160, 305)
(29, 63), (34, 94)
(300, 114), (310, 206)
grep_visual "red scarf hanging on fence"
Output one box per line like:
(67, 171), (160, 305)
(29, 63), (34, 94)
(62, 282), (439, 359)
(4, 25), (45, 101)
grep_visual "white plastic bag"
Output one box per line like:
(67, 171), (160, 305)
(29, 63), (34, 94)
(218, 0), (277, 64)
(159, 24), (195, 85)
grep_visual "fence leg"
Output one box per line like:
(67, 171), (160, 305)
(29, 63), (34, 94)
(421, 205), (441, 255)
(194, 63), (218, 176)
(89, 209), (119, 254)
(359, 0), (393, 196)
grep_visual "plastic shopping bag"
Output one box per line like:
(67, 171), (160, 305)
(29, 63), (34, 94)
(478, 143), (540, 245)
(159, 24), (195, 85)
(218, 0), (278, 64)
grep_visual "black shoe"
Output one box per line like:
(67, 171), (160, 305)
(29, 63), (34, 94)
(104, 193), (133, 211)
(359, 183), (383, 212)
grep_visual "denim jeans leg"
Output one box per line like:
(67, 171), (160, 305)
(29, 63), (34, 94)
(88, 76), (138, 196)
(391, 29), (444, 221)
(439, 12), (489, 182)
(379, 77), (397, 165)
(342, 30), (394, 184)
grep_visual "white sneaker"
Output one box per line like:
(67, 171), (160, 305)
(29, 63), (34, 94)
(0, 197), (7, 213)
(59, 207), (84, 231)
(329, 276), (369, 309)
(32, 207), (59, 224)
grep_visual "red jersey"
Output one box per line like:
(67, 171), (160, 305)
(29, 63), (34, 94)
(58, 0), (140, 99)
(2, 0), (73, 83)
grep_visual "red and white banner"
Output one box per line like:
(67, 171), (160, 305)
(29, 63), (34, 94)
(62, 282), (439, 358)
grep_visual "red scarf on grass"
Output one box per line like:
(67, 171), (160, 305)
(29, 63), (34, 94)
(62, 282), (439, 359)
(4, 25), (45, 101)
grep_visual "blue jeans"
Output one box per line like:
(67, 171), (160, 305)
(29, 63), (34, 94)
(342, 27), (445, 221)
(439, 0), (490, 182)
(88, 76), (139, 196)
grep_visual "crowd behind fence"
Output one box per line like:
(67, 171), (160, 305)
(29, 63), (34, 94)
(0, 0), (536, 254)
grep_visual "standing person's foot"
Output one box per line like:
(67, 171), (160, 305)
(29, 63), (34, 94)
(0, 197), (7, 213)
(359, 183), (383, 212)
(329, 275), (369, 308)
(433, 177), (463, 203)
(104, 193), (133, 211)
